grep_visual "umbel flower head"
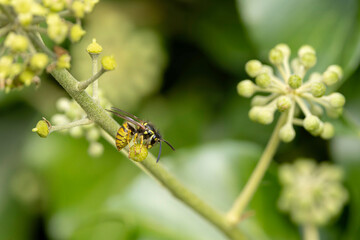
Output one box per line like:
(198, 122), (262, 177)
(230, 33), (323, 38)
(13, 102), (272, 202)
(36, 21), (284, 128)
(237, 44), (344, 142)
(278, 159), (348, 226)
(0, 0), (99, 92)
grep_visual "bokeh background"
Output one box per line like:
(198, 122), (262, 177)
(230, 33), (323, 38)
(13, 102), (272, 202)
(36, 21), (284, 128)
(1, 0), (360, 239)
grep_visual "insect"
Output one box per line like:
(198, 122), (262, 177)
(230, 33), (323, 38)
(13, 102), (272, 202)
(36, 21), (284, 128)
(106, 107), (175, 162)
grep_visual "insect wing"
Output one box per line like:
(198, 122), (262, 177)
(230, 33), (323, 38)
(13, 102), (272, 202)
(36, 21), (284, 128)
(106, 109), (145, 130)
(110, 107), (144, 123)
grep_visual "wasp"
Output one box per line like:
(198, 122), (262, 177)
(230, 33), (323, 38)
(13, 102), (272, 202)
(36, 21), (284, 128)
(106, 107), (175, 162)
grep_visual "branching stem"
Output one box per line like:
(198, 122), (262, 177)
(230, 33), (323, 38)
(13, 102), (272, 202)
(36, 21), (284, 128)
(303, 224), (319, 240)
(77, 67), (105, 92)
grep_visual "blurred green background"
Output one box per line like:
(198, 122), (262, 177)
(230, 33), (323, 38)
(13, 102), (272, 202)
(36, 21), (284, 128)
(1, 0), (360, 239)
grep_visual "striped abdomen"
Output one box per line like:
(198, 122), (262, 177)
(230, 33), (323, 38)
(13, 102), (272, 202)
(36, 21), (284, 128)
(116, 122), (132, 151)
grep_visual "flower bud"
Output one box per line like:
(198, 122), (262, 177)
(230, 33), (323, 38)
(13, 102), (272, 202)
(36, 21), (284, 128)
(255, 73), (271, 88)
(309, 120), (324, 136)
(18, 13), (33, 26)
(71, 0), (85, 18)
(311, 81), (326, 97)
(101, 55), (116, 71)
(269, 48), (284, 65)
(56, 54), (71, 69)
(322, 70), (339, 86)
(300, 52), (317, 69)
(275, 43), (291, 58)
(251, 95), (271, 106)
(19, 69), (34, 86)
(328, 93), (345, 108)
(237, 80), (256, 98)
(46, 14), (68, 44)
(51, 114), (70, 125)
(70, 24), (86, 42)
(277, 96), (292, 112)
(43, 0), (65, 12)
(4, 33), (29, 52)
(327, 65), (343, 79)
(257, 108), (274, 125)
(87, 38), (103, 54)
(56, 97), (71, 112)
(32, 119), (51, 138)
(321, 122), (335, 139)
(129, 144), (148, 162)
(288, 75), (302, 89)
(245, 60), (262, 77)
(88, 142), (104, 157)
(248, 106), (261, 122)
(86, 127), (100, 141)
(30, 53), (49, 71)
(279, 124), (296, 142)
(326, 107), (343, 119)
(69, 126), (83, 138)
(298, 45), (316, 57)
(310, 104), (323, 116)
(303, 115), (321, 132)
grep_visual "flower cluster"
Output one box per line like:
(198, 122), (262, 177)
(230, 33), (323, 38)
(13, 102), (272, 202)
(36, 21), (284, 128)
(237, 44), (345, 142)
(0, 0), (98, 92)
(278, 159), (348, 226)
(50, 94), (111, 157)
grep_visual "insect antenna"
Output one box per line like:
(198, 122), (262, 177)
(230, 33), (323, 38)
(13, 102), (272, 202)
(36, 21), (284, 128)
(156, 141), (162, 163)
(161, 139), (175, 151)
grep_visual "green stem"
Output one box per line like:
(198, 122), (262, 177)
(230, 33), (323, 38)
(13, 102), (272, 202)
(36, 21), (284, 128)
(50, 68), (247, 240)
(303, 224), (319, 240)
(91, 54), (99, 102)
(226, 113), (287, 224)
(50, 118), (93, 133)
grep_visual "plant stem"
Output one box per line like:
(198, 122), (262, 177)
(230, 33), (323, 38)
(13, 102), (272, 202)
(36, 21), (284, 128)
(50, 118), (93, 133)
(226, 113), (287, 225)
(50, 68), (247, 240)
(91, 54), (99, 102)
(77, 67), (105, 92)
(303, 224), (319, 240)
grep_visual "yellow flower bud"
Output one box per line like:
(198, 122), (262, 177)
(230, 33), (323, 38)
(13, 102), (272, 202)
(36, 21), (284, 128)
(328, 93), (345, 108)
(323, 70), (339, 86)
(255, 73), (271, 88)
(237, 80), (256, 98)
(101, 55), (116, 71)
(303, 115), (321, 132)
(56, 54), (71, 69)
(277, 96), (292, 112)
(32, 119), (51, 138)
(71, 1), (85, 18)
(311, 81), (326, 98)
(30, 53), (49, 71)
(87, 38), (103, 54)
(129, 144), (148, 162)
(19, 69), (35, 86)
(12, 0), (32, 14)
(279, 124), (296, 142)
(18, 13), (33, 26)
(84, 0), (99, 13)
(46, 14), (68, 44)
(43, 0), (65, 12)
(4, 33), (29, 52)
(269, 48), (284, 65)
(288, 75), (302, 89)
(245, 60), (262, 77)
(275, 43), (291, 58)
(321, 122), (335, 139)
(70, 24), (86, 42)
